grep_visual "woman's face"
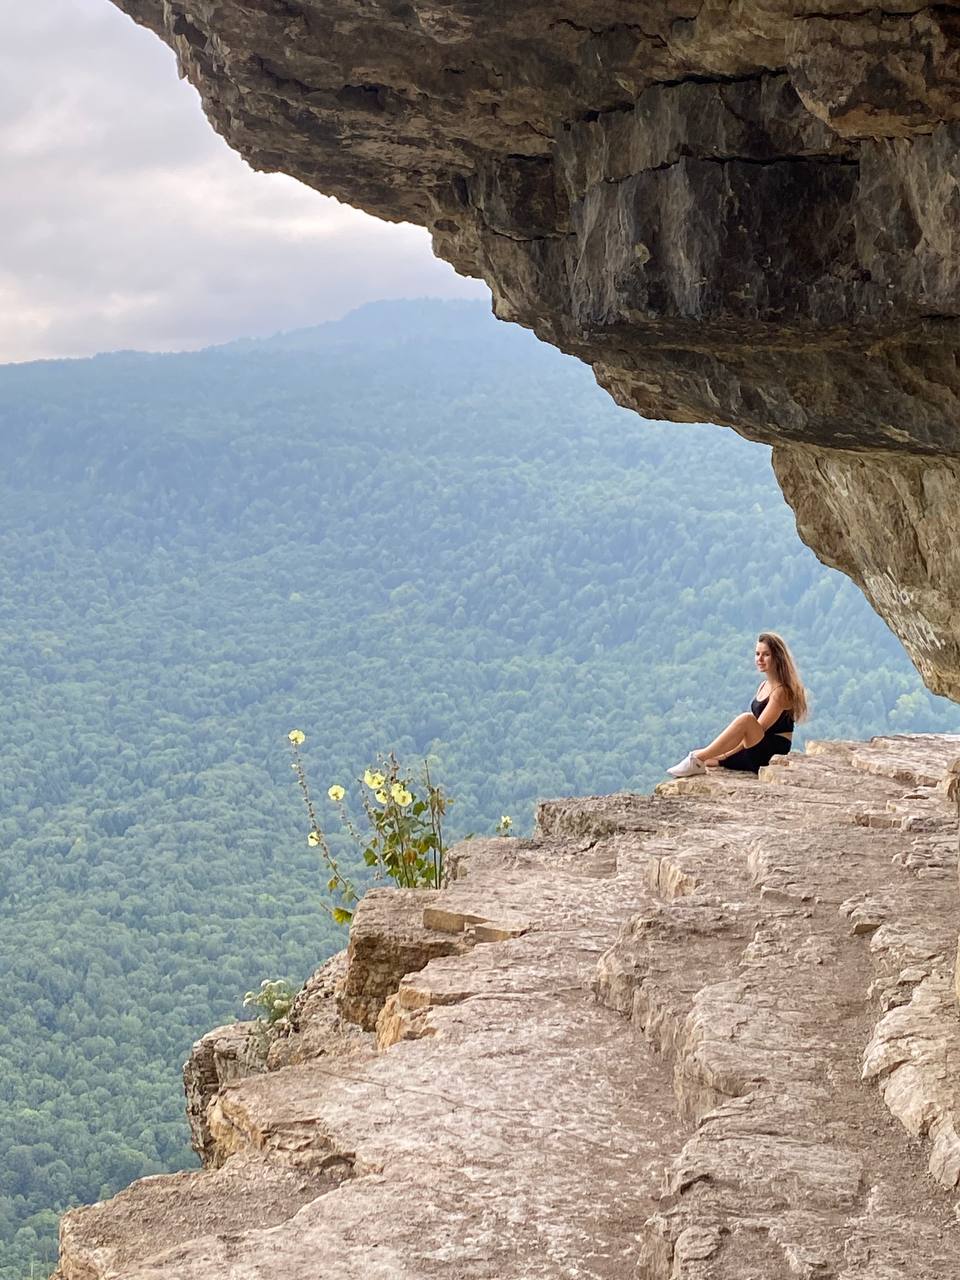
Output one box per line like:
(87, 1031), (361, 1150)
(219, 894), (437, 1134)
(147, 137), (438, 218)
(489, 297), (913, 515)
(755, 642), (774, 676)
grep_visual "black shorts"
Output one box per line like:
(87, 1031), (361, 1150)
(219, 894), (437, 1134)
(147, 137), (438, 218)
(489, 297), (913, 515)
(718, 735), (792, 773)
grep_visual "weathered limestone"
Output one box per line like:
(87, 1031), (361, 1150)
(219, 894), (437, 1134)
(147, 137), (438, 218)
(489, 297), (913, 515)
(773, 448), (960, 700)
(788, 10), (960, 139)
(55, 1156), (346, 1280)
(863, 971), (960, 1190)
(111, 0), (960, 694)
(182, 1020), (267, 1163)
(264, 948), (369, 1070)
(56, 735), (960, 1279)
(338, 887), (471, 1030)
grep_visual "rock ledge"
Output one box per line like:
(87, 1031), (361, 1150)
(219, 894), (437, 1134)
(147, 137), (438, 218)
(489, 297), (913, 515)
(55, 735), (960, 1279)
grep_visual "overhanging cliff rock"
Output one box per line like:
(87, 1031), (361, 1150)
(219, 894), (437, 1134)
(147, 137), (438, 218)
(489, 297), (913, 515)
(112, 0), (960, 697)
(55, 738), (960, 1277)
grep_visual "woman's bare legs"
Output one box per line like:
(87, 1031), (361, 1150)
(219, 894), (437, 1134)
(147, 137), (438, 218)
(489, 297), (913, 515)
(692, 712), (764, 765)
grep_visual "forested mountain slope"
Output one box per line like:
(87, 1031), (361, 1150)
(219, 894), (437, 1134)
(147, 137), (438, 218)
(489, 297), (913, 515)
(1, 298), (957, 1276)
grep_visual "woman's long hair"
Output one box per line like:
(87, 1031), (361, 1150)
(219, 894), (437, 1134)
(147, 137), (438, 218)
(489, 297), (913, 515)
(758, 631), (809, 722)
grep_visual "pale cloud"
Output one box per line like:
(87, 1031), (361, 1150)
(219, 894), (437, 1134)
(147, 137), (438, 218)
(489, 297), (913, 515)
(0, 0), (488, 362)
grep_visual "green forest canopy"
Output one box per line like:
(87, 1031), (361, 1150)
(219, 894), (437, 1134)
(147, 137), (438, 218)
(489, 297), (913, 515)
(0, 298), (957, 1275)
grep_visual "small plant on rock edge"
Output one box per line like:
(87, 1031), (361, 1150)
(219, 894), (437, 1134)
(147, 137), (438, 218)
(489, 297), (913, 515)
(287, 732), (451, 925)
(241, 977), (297, 1052)
(242, 977), (296, 1025)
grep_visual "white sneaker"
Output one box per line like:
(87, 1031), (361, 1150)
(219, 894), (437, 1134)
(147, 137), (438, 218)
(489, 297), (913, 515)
(666, 752), (706, 778)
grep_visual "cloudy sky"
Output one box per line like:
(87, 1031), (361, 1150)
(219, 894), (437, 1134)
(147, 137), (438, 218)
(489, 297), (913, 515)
(1, 1), (489, 364)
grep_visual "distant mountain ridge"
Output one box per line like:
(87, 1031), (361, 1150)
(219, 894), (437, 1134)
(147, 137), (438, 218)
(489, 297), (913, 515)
(0, 297), (523, 373)
(224, 297), (508, 351)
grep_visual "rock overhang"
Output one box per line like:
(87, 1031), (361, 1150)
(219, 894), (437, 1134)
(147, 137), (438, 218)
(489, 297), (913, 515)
(111, 0), (960, 696)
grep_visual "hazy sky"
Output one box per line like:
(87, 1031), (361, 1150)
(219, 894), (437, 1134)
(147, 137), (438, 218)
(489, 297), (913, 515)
(1, 1), (489, 364)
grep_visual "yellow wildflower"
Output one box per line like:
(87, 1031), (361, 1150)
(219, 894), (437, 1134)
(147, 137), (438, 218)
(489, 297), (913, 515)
(288, 729), (305, 746)
(363, 769), (385, 789)
(307, 831), (321, 847)
(391, 783), (413, 806)
(328, 784), (346, 802)
(375, 789), (388, 804)
(500, 815), (512, 828)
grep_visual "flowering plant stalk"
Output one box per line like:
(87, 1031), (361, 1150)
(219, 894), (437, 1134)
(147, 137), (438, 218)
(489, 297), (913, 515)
(355, 753), (448, 890)
(287, 730), (358, 925)
(287, 733), (451, 924)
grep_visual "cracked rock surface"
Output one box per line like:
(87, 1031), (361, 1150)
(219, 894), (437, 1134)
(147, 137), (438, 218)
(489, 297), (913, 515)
(111, 0), (960, 695)
(56, 734), (960, 1278)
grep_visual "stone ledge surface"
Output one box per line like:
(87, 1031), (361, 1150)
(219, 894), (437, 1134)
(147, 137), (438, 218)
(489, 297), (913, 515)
(55, 735), (960, 1279)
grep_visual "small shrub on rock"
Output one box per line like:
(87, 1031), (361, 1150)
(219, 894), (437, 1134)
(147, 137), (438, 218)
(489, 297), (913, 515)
(287, 733), (450, 925)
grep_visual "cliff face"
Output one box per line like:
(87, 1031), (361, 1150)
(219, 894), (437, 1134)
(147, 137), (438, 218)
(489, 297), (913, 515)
(56, 737), (960, 1277)
(112, 0), (960, 697)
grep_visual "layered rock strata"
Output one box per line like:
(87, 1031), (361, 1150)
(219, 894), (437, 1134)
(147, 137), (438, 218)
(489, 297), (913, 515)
(111, 0), (960, 695)
(56, 735), (960, 1278)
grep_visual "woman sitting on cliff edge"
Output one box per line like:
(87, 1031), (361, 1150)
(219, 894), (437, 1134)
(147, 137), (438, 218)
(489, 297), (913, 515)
(667, 631), (808, 778)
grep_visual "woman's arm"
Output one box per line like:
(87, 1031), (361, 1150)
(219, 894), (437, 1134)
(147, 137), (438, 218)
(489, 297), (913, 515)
(755, 686), (790, 732)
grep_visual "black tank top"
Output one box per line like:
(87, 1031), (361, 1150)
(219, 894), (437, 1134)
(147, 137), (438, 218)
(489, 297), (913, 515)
(750, 690), (794, 737)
